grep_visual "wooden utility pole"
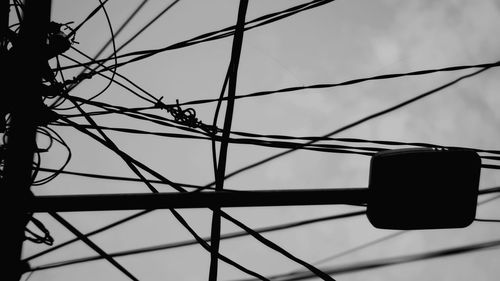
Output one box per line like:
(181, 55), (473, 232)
(1, 1), (51, 280)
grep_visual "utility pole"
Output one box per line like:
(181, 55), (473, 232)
(1, 1), (51, 280)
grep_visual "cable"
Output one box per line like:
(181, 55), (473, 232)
(474, 219), (500, 223)
(27, 210), (365, 270)
(50, 212), (139, 281)
(87, 0), (118, 101)
(53, 112), (279, 278)
(34, 167), (212, 190)
(65, 0), (150, 96)
(62, 48), (157, 103)
(52, 123), (381, 156)
(250, 194), (500, 281)
(24, 210), (152, 262)
(54, 0), (337, 73)
(55, 0), (118, 111)
(54, 108), (500, 161)
(68, 0), (181, 92)
(243, 239), (500, 281)
(107, 0), (181, 56)
(32, 126), (72, 186)
(479, 186), (500, 195)
(178, 60), (500, 106)
(92, 0), (148, 60)
(195, 64), (497, 192)
(67, 0), (110, 38)
(54, 110), (338, 280)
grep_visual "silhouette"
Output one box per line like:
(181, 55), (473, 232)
(367, 148), (481, 229)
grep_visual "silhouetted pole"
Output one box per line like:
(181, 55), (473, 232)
(1, 1), (51, 280)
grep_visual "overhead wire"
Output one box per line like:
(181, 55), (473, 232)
(67, 0), (181, 93)
(32, 49), (500, 276)
(235, 194), (500, 281)
(34, 167), (212, 190)
(66, 0), (110, 38)
(55, 0), (118, 110)
(53, 0), (338, 74)
(51, 111), (277, 278)
(11, 0), (500, 278)
(30, 3), (500, 278)
(86, 0), (118, 101)
(27, 190), (500, 271)
(58, 51), (156, 104)
(54, 110), (339, 281)
(474, 218), (500, 223)
(27, 210), (365, 271)
(243, 239), (500, 281)
(31, 126), (72, 186)
(64, 0), (150, 96)
(52, 103), (500, 162)
(194, 63), (498, 191)
(48, 77), (348, 280)
(24, 209), (152, 263)
(92, 0), (148, 61)
(35, 61), (500, 278)
(50, 212), (139, 281)
(178, 60), (500, 106)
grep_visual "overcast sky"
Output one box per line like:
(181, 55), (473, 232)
(17, 0), (500, 280)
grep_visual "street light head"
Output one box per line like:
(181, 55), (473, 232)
(367, 148), (481, 230)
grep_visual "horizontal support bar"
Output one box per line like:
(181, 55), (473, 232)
(29, 188), (368, 212)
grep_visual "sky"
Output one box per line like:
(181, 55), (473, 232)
(13, 0), (500, 280)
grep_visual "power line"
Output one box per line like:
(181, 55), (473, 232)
(196, 65), (497, 191)
(93, 0), (148, 60)
(242, 239), (500, 281)
(28, 210), (365, 271)
(54, 112), (318, 279)
(50, 212), (139, 281)
(245, 194), (500, 281)
(54, 0), (337, 73)
(178, 60), (500, 106)
(67, 0), (110, 37)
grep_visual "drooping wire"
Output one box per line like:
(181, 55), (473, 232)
(52, 108), (272, 278)
(195, 64), (498, 192)
(26, 187), (500, 271)
(52, 104), (340, 280)
(87, 0), (118, 101)
(54, 0), (337, 74)
(92, 0), (181, 73)
(178, 60), (500, 107)
(33, 2), (498, 274)
(34, 167), (215, 190)
(66, 0), (181, 93)
(55, 0), (118, 110)
(59, 50), (157, 104)
(27, 210), (365, 271)
(50, 212), (139, 281)
(23, 210), (152, 263)
(242, 194), (500, 281)
(32, 126), (72, 186)
(52, 96), (500, 164)
(25, 216), (54, 246)
(66, 0), (110, 38)
(240, 238), (500, 281)
(92, 0), (148, 61)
